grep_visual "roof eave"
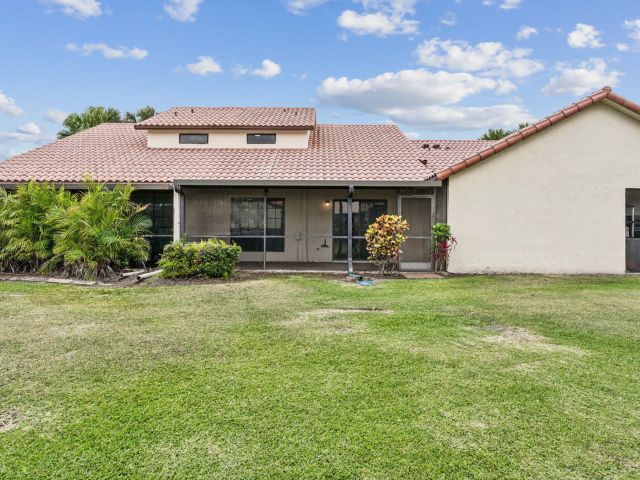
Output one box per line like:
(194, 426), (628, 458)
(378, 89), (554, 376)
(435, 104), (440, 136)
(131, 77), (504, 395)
(134, 124), (315, 131)
(437, 86), (639, 180)
(173, 179), (442, 188)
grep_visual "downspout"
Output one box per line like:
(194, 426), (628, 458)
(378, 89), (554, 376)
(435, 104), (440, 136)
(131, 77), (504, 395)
(347, 185), (354, 275)
(263, 189), (268, 271)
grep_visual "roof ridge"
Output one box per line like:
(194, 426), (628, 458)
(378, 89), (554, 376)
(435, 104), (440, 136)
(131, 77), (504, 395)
(436, 86), (639, 180)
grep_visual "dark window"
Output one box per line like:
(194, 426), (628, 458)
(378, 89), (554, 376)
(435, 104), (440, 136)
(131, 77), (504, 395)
(230, 198), (285, 252)
(179, 133), (209, 144)
(247, 133), (276, 145)
(131, 190), (174, 265)
(332, 199), (387, 260)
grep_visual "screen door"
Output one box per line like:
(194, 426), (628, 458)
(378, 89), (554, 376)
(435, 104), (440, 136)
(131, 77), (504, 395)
(398, 196), (433, 271)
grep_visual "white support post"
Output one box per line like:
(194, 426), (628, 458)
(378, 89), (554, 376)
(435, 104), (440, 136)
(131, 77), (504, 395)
(173, 187), (183, 242)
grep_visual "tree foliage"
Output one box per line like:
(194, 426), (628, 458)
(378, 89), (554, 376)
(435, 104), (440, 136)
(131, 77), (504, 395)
(0, 183), (74, 272)
(46, 182), (152, 279)
(0, 181), (151, 279)
(57, 105), (156, 138)
(479, 122), (531, 141)
(364, 214), (410, 276)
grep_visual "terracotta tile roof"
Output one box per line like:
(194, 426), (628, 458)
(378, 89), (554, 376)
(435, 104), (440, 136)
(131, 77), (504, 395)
(0, 123), (433, 184)
(411, 140), (496, 173)
(436, 87), (640, 180)
(135, 107), (316, 130)
(4, 87), (633, 186)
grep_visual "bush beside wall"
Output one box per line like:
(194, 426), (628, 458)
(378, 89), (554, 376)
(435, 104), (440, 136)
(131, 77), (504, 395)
(159, 239), (241, 279)
(0, 181), (151, 279)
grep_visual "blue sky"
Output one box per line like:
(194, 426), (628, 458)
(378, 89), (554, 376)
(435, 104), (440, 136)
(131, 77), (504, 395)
(0, 0), (639, 158)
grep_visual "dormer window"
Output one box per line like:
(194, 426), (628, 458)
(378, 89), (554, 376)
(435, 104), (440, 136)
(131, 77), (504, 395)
(247, 133), (276, 145)
(179, 133), (209, 144)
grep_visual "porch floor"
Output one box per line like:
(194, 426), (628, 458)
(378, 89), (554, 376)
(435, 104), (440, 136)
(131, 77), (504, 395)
(236, 262), (434, 274)
(237, 262), (378, 273)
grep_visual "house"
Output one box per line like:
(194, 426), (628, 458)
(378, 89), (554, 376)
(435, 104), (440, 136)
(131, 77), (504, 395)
(0, 87), (639, 274)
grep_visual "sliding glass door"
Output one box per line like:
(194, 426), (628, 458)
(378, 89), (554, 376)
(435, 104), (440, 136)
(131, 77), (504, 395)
(332, 199), (387, 261)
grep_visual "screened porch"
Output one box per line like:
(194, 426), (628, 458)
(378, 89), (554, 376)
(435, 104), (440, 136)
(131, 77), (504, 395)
(174, 186), (447, 272)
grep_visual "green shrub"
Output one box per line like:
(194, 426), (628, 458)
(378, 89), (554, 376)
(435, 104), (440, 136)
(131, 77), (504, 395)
(0, 180), (151, 279)
(45, 182), (151, 279)
(159, 239), (241, 279)
(0, 182), (74, 272)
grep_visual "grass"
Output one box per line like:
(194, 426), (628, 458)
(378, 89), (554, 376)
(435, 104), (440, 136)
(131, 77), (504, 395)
(0, 275), (639, 479)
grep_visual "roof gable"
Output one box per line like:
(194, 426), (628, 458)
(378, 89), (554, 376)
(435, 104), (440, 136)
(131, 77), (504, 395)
(436, 87), (640, 180)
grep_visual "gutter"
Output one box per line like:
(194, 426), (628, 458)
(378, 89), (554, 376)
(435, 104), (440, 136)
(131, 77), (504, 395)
(172, 179), (442, 188)
(0, 182), (173, 190)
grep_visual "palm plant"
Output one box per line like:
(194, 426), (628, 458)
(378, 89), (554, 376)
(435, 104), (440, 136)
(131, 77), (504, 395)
(0, 182), (74, 272)
(57, 106), (122, 138)
(479, 122), (531, 141)
(46, 182), (152, 279)
(57, 105), (156, 138)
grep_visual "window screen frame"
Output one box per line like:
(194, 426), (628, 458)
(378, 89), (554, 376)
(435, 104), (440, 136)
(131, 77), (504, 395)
(230, 197), (285, 252)
(247, 133), (277, 145)
(179, 133), (209, 145)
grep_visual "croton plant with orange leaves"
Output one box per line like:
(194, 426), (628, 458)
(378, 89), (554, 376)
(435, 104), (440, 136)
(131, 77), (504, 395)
(364, 214), (410, 276)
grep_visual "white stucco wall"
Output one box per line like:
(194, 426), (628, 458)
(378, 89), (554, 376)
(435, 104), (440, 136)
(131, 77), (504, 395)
(447, 102), (640, 274)
(147, 129), (310, 149)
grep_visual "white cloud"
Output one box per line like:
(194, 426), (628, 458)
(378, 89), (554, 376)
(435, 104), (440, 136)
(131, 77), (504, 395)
(499, 0), (521, 10)
(616, 43), (630, 52)
(317, 69), (532, 129)
(483, 0), (522, 10)
(415, 38), (544, 78)
(567, 23), (604, 49)
(185, 56), (223, 75)
(45, 108), (68, 123)
(403, 131), (422, 139)
(17, 122), (42, 136)
(542, 59), (621, 96)
(516, 25), (538, 40)
(47, 0), (102, 18)
(440, 12), (457, 27)
(337, 0), (419, 36)
(0, 90), (25, 116)
(624, 19), (640, 45)
(0, 123), (54, 161)
(0, 123), (45, 141)
(286, 0), (328, 15)
(251, 59), (282, 78)
(164, 0), (204, 22)
(66, 42), (149, 60)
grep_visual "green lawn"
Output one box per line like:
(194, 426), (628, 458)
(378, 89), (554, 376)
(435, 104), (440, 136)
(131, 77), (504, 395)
(0, 275), (639, 479)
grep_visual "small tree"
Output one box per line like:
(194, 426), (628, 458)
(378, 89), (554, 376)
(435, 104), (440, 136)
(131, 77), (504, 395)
(365, 214), (409, 276)
(45, 181), (151, 279)
(479, 122), (531, 141)
(432, 223), (456, 273)
(58, 105), (157, 138)
(0, 182), (74, 272)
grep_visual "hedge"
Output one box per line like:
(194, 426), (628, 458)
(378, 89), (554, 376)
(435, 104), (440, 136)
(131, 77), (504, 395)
(158, 239), (242, 279)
